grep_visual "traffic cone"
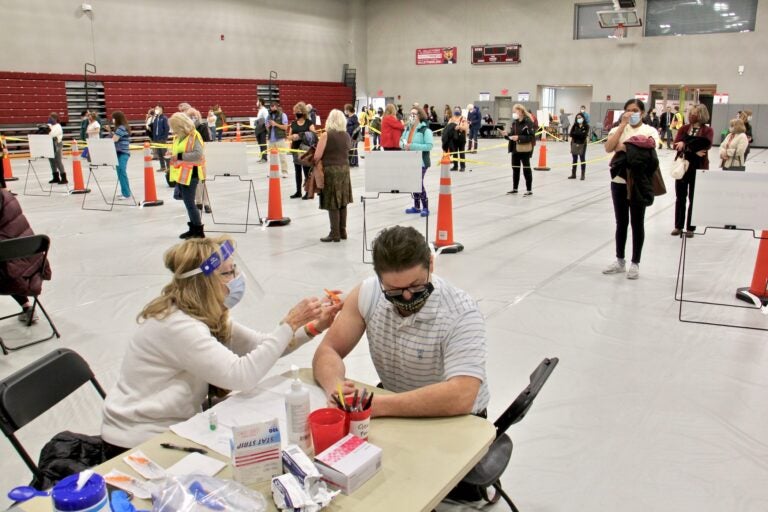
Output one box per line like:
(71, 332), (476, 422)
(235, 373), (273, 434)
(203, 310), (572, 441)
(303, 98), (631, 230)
(534, 129), (550, 171)
(2, 136), (18, 182)
(433, 152), (464, 254)
(736, 230), (768, 306)
(364, 133), (372, 152)
(68, 139), (90, 195)
(140, 142), (164, 207)
(265, 147), (290, 226)
(236, 123), (241, 142)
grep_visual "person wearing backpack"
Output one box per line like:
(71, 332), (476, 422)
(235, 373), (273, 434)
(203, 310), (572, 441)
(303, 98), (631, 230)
(442, 106), (468, 172)
(401, 106), (433, 217)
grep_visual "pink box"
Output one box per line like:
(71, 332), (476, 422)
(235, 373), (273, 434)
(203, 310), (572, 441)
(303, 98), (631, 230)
(313, 434), (382, 495)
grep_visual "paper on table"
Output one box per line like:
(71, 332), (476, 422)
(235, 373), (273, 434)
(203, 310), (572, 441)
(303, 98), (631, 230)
(166, 452), (227, 477)
(170, 376), (329, 456)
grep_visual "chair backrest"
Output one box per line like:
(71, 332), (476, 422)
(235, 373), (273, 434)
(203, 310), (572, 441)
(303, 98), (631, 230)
(493, 357), (558, 437)
(0, 234), (50, 264)
(0, 348), (105, 434)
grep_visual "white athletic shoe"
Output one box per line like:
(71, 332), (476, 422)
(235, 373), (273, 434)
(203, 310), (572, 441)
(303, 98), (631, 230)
(602, 260), (626, 274)
(626, 263), (640, 280)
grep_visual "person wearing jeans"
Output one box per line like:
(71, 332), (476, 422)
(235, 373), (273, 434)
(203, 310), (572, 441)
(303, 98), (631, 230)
(602, 98), (660, 280)
(46, 113), (68, 184)
(268, 102), (290, 177)
(400, 106), (433, 217)
(169, 113), (206, 239)
(151, 105), (170, 172)
(108, 111), (132, 199)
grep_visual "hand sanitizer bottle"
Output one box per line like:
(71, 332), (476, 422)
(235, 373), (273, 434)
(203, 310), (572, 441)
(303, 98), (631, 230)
(285, 365), (311, 452)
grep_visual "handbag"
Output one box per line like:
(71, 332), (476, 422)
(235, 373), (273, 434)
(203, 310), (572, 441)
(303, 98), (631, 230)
(515, 141), (533, 153)
(651, 166), (666, 197)
(669, 152), (689, 180)
(570, 142), (585, 155)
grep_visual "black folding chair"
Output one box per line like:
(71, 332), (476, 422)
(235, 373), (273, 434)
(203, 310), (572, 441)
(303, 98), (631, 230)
(457, 357), (559, 511)
(0, 348), (106, 483)
(0, 234), (60, 355)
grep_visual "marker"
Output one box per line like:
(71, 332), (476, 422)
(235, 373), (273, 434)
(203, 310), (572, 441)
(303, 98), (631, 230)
(358, 388), (368, 412)
(352, 389), (359, 410)
(336, 383), (348, 411)
(160, 443), (208, 455)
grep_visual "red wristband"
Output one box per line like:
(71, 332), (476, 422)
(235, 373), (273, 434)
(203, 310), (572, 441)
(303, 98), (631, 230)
(305, 322), (320, 337)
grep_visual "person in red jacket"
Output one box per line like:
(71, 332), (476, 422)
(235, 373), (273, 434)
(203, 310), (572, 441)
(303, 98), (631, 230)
(0, 189), (52, 324)
(380, 103), (404, 151)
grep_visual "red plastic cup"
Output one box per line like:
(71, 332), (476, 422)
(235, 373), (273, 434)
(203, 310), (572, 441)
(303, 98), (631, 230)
(309, 408), (346, 455)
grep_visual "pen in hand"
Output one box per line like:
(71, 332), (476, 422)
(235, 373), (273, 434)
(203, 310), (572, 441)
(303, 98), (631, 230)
(160, 442), (207, 454)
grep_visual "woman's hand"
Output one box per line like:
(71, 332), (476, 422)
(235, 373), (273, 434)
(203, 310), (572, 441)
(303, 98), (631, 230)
(674, 141), (685, 152)
(620, 111), (632, 125)
(695, 149), (707, 157)
(283, 297), (323, 332)
(511, 135), (519, 142)
(315, 295), (343, 332)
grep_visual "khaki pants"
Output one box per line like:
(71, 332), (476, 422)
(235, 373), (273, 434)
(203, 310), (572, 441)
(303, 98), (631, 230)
(269, 139), (289, 175)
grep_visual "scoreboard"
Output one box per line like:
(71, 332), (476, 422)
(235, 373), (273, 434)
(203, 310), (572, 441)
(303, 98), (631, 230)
(471, 44), (522, 65)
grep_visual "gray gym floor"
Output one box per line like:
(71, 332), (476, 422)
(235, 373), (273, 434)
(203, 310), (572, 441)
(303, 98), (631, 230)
(1, 138), (766, 511)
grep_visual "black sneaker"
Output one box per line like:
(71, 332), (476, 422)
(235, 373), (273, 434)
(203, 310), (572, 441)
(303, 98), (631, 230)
(507, 189), (518, 194)
(48, 177), (60, 184)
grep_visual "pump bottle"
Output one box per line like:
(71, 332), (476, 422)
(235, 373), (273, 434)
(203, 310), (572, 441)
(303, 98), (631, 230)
(285, 365), (311, 452)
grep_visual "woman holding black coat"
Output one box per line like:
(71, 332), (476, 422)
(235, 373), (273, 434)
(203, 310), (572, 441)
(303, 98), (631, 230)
(672, 104), (713, 238)
(569, 113), (589, 180)
(502, 104), (536, 195)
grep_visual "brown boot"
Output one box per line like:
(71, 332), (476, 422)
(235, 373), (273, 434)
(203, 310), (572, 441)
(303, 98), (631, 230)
(339, 207), (348, 240)
(320, 210), (341, 242)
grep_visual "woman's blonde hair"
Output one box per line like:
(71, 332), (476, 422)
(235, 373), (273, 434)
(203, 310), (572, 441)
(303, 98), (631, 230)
(730, 118), (746, 134)
(138, 236), (234, 342)
(512, 104), (530, 119)
(325, 109), (347, 132)
(293, 102), (308, 117)
(384, 104), (397, 116)
(691, 104), (710, 124)
(169, 112), (195, 137)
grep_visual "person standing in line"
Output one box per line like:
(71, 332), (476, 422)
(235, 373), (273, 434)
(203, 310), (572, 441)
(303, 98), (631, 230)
(659, 106), (674, 150)
(739, 110), (753, 161)
(467, 103), (481, 153)
(503, 104), (536, 196)
(213, 105), (226, 142)
(559, 108), (570, 142)
(168, 113), (206, 239)
(79, 110), (89, 142)
(314, 109), (353, 243)
(381, 104), (404, 151)
(358, 107), (368, 140)
(445, 106), (468, 172)
(344, 104), (360, 167)
(287, 102), (316, 199)
(46, 113), (67, 185)
(671, 104), (713, 238)
(370, 108), (382, 150)
(307, 103), (318, 126)
(206, 109), (217, 142)
(602, 99), (660, 280)
(719, 118), (749, 170)
(401, 106), (433, 217)
(670, 105), (683, 143)
(267, 102), (290, 178)
(569, 112), (589, 180)
(443, 104), (451, 124)
(151, 105), (170, 173)
(579, 105), (591, 125)
(105, 111), (132, 200)
(255, 98), (269, 163)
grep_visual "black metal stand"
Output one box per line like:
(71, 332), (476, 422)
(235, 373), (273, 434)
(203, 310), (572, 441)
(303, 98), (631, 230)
(361, 192), (429, 264)
(674, 226), (768, 332)
(200, 174), (263, 234)
(81, 164), (137, 211)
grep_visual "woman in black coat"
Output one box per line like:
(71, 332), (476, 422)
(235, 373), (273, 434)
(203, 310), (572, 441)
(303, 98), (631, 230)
(502, 104), (536, 196)
(569, 113), (590, 180)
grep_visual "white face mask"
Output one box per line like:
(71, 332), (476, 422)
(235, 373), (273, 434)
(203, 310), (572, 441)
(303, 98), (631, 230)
(577, 118), (584, 124)
(224, 273), (246, 309)
(747, 116), (752, 121)
(512, 112), (520, 121)
(409, 113), (418, 123)
(154, 109), (161, 115)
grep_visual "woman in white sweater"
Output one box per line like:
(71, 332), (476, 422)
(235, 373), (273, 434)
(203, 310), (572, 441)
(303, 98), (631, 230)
(719, 118), (749, 170)
(102, 236), (340, 453)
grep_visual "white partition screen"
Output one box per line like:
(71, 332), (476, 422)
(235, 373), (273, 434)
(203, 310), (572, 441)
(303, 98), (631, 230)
(27, 135), (55, 159)
(364, 151), (423, 194)
(692, 171), (768, 230)
(87, 138), (118, 166)
(204, 142), (248, 175)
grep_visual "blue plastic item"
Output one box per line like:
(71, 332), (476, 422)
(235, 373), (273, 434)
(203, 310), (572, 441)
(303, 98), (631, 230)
(51, 473), (108, 511)
(7, 486), (50, 502)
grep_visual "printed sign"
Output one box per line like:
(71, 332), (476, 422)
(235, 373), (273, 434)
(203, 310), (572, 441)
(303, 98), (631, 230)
(416, 47), (457, 65)
(713, 93), (729, 104)
(635, 92), (650, 102)
(478, 92), (490, 102)
(517, 92), (530, 101)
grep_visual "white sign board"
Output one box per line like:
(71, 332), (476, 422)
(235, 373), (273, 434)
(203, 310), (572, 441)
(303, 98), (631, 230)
(204, 142), (249, 174)
(518, 92), (530, 101)
(364, 151), (423, 194)
(478, 92), (490, 102)
(692, 171), (768, 230)
(86, 138), (118, 166)
(713, 93), (729, 104)
(28, 134), (55, 159)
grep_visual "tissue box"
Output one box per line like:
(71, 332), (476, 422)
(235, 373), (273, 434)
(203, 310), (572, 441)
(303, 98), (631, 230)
(231, 418), (282, 485)
(313, 434), (382, 495)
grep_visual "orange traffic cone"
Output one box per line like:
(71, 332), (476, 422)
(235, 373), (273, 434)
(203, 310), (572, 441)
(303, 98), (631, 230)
(265, 147), (290, 226)
(236, 123), (241, 142)
(2, 136), (18, 182)
(433, 152), (464, 254)
(534, 129), (550, 171)
(68, 139), (90, 195)
(363, 133), (372, 152)
(736, 230), (768, 305)
(141, 142), (164, 207)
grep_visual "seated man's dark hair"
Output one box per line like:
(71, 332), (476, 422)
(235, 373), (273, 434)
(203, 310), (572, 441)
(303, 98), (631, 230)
(372, 226), (431, 275)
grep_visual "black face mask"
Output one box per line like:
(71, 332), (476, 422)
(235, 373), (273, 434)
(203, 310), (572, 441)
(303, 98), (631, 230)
(295, 113), (304, 118)
(383, 282), (434, 313)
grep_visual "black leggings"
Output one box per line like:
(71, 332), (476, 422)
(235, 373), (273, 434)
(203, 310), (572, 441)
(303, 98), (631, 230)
(294, 164), (310, 194)
(11, 294), (28, 307)
(512, 152), (532, 191)
(611, 182), (646, 264)
(571, 151), (586, 173)
(674, 167), (697, 231)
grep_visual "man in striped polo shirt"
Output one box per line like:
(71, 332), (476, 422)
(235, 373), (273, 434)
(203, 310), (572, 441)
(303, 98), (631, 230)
(313, 225), (489, 417)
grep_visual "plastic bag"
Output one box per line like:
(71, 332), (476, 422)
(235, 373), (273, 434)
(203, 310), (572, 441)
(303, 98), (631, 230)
(151, 474), (267, 512)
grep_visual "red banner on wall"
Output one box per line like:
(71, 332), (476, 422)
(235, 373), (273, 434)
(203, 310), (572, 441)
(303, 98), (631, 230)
(416, 47), (457, 65)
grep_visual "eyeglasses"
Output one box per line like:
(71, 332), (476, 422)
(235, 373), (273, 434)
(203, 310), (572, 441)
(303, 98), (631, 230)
(220, 264), (239, 280)
(379, 273), (430, 298)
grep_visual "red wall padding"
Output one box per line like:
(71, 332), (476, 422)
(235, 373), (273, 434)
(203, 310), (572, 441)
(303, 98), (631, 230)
(0, 72), (353, 125)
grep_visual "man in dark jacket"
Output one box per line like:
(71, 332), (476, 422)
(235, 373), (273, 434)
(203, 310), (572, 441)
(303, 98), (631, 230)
(151, 105), (170, 172)
(467, 104), (481, 153)
(0, 189), (52, 324)
(659, 106), (674, 149)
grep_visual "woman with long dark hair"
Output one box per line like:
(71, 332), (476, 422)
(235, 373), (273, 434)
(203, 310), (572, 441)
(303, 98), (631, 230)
(109, 111), (133, 199)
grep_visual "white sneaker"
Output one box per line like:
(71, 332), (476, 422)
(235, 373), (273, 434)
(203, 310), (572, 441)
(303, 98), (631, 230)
(602, 260), (626, 274)
(115, 195), (132, 201)
(626, 263), (640, 280)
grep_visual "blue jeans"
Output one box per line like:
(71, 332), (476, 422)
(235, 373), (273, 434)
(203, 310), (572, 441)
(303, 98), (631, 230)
(216, 127), (223, 142)
(209, 126), (217, 141)
(180, 177), (202, 225)
(412, 166), (428, 209)
(116, 152), (131, 197)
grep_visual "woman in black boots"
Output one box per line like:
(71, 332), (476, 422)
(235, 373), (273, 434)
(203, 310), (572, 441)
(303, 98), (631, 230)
(569, 112), (589, 180)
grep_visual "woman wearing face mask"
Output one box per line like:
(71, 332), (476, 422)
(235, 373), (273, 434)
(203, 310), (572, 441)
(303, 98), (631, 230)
(719, 118), (749, 171)
(672, 104), (713, 238)
(569, 113), (589, 180)
(380, 103), (404, 151)
(288, 102), (317, 199)
(739, 110), (753, 161)
(101, 237), (342, 454)
(401, 106), (434, 216)
(603, 99), (660, 280)
(502, 104), (536, 195)
(444, 106), (468, 172)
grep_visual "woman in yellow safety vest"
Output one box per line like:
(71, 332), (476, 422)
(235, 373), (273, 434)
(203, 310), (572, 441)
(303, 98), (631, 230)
(168, 113), (206, 239)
